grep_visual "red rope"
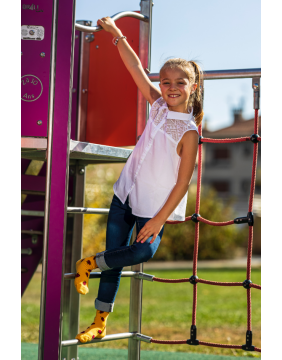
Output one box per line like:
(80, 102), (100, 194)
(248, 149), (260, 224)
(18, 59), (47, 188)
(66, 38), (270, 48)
(198, 217), (234, 226)
(198, 341), (242, 349)
(153, 277), (261, 290)
(247, 288), (252, 331)
(250, 283), (261, 290)
(202, 137), (250, 143)
(201, 136), (261, 144)
(151, 110), (261, 352)
(199, 341), (261, 352)
(151, 339), (187, 344)
(150, 339), (261, 353)
(197, 279), (242, 286)
(166, 216), (234, 226)
(166, 216), (192, 224)
(153, 277), (190, 283)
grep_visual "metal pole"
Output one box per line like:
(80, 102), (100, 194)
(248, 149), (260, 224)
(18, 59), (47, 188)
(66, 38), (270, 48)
(129, 2), (153, 358)
(136, 0), (153, 142)
(148, 68), (261, 82)
(128, 226), (143, 360)
(38, 0), (77, 358)
(63, 164), (85, 360)
(38, 0), (58, 357)
(76, 21), (92, 142)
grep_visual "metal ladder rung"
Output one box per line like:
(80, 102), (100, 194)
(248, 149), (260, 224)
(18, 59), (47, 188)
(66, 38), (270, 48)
(21, 230), (43, 235)
(67, 207), (109, 215)
(21, 210), (45, 217)
(21, 248), (32, 255)
(64, 271), (154, 281)
(21, 208), (110, 217)
(61, 332), (151, 347)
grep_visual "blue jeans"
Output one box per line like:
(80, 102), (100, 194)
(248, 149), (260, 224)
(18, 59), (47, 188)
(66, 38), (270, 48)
(94, 194), (164, 312)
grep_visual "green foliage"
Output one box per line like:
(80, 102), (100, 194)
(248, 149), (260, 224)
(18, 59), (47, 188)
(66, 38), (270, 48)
(83, 164), (248, 260)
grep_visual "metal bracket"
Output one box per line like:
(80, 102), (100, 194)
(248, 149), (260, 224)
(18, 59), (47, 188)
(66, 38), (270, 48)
(32, 234), (38, 244)
(252, 77), (260, 110)
(242, 330), (255, 351)
(134, 272), (154, 281)
(85, 34), (94, 43)
(134, 333), (152, 343)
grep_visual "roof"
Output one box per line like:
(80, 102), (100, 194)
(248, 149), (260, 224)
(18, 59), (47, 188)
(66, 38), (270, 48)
(202, 116), (261, 138)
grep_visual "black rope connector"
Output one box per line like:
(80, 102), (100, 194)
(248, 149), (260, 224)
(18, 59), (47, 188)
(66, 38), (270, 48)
(191, 213), (200, 223)
(187, 325), (199, 345)
(189, 275), (198, 285)
(243, 279), (252, 289)
(247, 212), (254, 226)
(234, 216), (248, 224)
(198, 136), (203, 144)
(242, 330), (255, 351)
(234, 212), (254, 226)
(250, 134), (259, 143)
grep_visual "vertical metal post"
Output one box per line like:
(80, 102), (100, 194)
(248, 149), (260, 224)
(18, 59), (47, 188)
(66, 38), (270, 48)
(68, 165), (85, 360)
(136, 0), (153, 141)
(252, 77), (260, 110)
(61, 164), (85, 360)
(129, 2), (152, 358)
(76, 21), (92, 142)
(38, 0), (76, 359)
(128, 226), (143, 360)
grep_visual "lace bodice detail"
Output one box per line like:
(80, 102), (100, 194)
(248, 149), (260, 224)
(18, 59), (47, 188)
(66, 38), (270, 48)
(151, 97), (197, 143)
(160, 119), (194, 143)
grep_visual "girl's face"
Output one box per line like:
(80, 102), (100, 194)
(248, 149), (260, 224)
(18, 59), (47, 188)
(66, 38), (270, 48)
(159, 68), (197, 113)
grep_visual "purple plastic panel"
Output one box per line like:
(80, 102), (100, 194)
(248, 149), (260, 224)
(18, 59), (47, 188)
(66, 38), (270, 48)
(71, 30), (81, 140)
(22, 174), (46, 192)
(21, 0), (53, 137)
(42, 0), (75, 358)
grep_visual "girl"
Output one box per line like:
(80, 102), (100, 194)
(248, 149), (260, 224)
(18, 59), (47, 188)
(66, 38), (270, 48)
(74, 16), (204, 343)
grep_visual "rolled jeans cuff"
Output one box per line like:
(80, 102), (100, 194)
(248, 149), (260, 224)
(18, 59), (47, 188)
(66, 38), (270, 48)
(96, 251), (111, 271)
(95, 298), (114, 312)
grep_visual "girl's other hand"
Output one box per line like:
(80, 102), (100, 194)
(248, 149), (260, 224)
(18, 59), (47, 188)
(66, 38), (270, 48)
(97, 17), (119, 35)
(136, 217), (165, 244)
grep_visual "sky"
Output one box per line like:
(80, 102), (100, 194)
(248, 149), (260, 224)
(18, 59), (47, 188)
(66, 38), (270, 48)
(75, 0), (261, 131)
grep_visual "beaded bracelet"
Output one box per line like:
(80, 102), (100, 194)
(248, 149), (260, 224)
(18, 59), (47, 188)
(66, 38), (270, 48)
(112, 36), (127, 46)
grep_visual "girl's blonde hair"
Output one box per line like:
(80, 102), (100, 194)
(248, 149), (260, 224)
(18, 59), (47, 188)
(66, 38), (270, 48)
(160, 58), (204, 126)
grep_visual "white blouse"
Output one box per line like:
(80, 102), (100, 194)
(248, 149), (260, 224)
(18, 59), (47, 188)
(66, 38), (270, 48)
(113, 97), (199, 221)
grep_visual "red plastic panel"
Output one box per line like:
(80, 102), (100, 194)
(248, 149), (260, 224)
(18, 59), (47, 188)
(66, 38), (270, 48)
(86, 17), (140, 146)
(21, 1), (54, 137)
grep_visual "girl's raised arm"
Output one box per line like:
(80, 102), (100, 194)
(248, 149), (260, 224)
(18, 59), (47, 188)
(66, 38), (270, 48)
(97, 17), (161, 105)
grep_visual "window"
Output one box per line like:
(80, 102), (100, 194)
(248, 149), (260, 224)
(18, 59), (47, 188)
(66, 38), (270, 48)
(243, 145), (252, 157)
(241, 179), (251, 194)
(212, 181), (230, 193)
(213, 148), (230, 160)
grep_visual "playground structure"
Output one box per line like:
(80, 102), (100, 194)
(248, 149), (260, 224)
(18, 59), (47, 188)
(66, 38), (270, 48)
(21, 1), (261, 359)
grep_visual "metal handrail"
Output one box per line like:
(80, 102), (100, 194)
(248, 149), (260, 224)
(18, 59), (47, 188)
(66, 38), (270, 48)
(75, 11), (149, 33)
(148, 68), (261, 82)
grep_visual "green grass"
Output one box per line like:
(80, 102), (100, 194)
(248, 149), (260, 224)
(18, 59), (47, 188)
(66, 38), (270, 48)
(21, 268), (261, 357)
(21, 343), (257, 360)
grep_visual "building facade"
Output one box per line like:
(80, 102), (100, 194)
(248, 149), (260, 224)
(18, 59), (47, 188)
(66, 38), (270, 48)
(201, 109), (261, 217)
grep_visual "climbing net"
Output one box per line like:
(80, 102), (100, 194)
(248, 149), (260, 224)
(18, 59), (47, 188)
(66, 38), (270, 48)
(149, 108), (261, 353)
